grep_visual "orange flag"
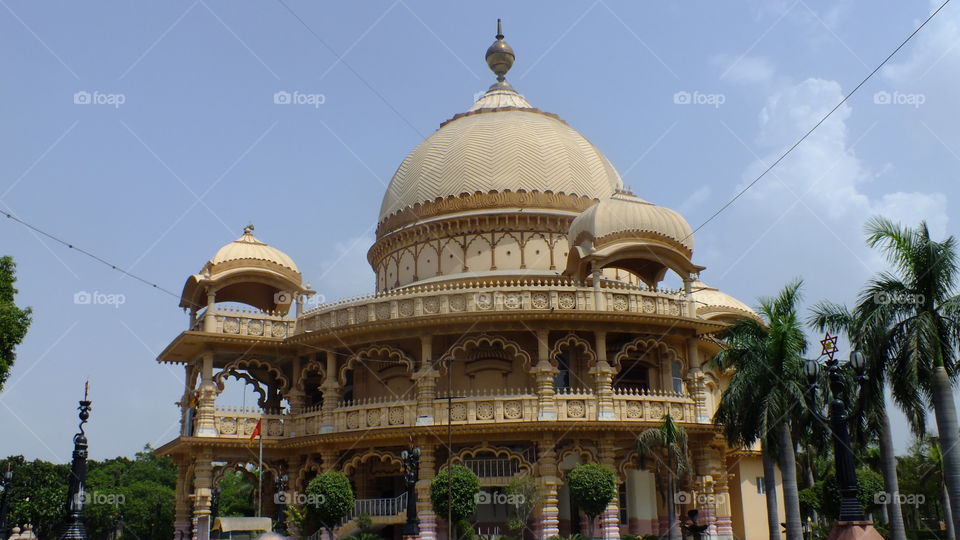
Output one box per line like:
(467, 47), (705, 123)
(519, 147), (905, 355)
(249, 419), (262, 440)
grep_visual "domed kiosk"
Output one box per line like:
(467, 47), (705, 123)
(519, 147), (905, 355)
(157, 24), (779, 540)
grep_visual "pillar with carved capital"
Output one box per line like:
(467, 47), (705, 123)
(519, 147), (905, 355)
(320, 351), (339, 433)
(320, 448), (339, 473)
(591, 262), (604, 311)
(599, 440), (621, 540)
(195, 353), (218, 437)
(711, 448), (734, 540)
(173, 456), (192, 540)
(192, 450), (213, 540)
(537, 435), (561, 539)
(416, 336), (439, 425)
(534, 330), (558, 420)
(416, 442), (438, 540)
(592, 332), (615, 420)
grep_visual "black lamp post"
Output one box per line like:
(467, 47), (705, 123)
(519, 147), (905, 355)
(803, 333), (868, 523)
(61, 385), (93, 540)
(0, 465), (13, 540)
(400, 447), (421, 538)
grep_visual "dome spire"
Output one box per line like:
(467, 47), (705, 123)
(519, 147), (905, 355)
(485, 19), (515, 85)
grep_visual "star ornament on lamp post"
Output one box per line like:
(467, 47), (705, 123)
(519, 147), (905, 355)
(803, 334), (881, 540)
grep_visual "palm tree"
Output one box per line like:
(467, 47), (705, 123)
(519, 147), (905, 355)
(636, 412), (689, 540)
(712, 279), (807, 540)
(859, 217), (960, 536)
(809, 300), (923, 540)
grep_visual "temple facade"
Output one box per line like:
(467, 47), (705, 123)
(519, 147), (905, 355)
(157, 26), (783, 540)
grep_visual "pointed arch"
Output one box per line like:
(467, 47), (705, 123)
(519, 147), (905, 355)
(612, 337), (682, 371)
(339, 344), (415, 385)
(449, 445), (533, 475)
(342, 450), (403, 476)
(440, 333), (532, 370)
(549, 333), (597, 369)
(296, 360), (326, 392)
(214, 358), (290, 395)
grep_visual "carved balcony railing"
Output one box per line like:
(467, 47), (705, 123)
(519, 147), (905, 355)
(191, 306), (296, 338)
(296, 278), (689, 334)
(200, 388), (701, 441)
(212, 407), (285, 439)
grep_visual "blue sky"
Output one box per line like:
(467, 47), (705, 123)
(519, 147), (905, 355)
(1, 0), (958, 460)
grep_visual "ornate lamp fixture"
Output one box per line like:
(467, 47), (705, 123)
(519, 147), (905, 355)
(60, 384), (93, 540)
(401, 447), (421, 539)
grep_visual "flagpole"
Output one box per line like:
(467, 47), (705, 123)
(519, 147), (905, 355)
(258, 425), (264, 517)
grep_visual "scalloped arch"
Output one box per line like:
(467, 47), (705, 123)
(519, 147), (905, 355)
(449, 445), (533, 474)
(342, 450), (403, 476)
(215, 358), (290, 394)
(557, 444), (597, 469)
(339, 344), (415, 385)
(440, 334), (532, 370)
(612, 337), (682, 371)
(549, 333), (597, 368)
(296, 360), (326, 392)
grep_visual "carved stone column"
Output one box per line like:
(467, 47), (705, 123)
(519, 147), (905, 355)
(683, 275), (697, 318)
(537, 435), (561, 539)
(600, 440), (621, 540)
(202, 291), (216, 332)
(417, 442), (438, 540)
(173, 456), (192, 540)
(592, 332), (615, 420)
(534, 330), (558, 420)
(320, 351), (339, 433)
(320, 448), (339, 473)
(416, 336), (439, 425)
(195, 353), (218, 437)
(711, 445), (734, 540)
(192, 450), (213, 540)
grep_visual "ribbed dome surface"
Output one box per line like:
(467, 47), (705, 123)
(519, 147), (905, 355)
(378, 107), (624, 223)
(568, 191), (695, 253)
(691, 281), (755, 316)
(210, 229), (299, 273)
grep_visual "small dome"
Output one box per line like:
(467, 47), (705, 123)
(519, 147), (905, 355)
(565, 191), (701, 286)
(210, 226), (299, 274)
(568, 191), (695, 254)
(690, 280), (756, 320)
(179, 225), (311, 314)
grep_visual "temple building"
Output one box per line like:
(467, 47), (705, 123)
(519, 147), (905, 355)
(157, 25), (783, 540)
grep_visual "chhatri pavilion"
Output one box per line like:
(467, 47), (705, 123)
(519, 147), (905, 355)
(157, 25), (783, 540)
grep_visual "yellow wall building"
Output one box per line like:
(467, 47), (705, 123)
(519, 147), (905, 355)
(157, 27), (784, 540)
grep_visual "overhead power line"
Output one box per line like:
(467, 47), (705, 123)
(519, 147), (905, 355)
(689, 0), (952, 239)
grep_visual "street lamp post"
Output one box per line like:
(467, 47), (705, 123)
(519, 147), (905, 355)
(0, 465), (13, 540)
(60, 385), (93, 540)
(401, 447), (421, 539)
(803, 333), (881, 540)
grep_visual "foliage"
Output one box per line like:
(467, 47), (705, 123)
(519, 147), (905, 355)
(305, 471), (354, 535)
(504, 474), (541, 535)
(215, 469), (255, 517)
(0, 256), (32, 392)
(566, 463), (615, 530)
(430, 464), (480, 538)
(84, 446), (177, 540)
(818, 469), (884, 520)
(0, 455), (69, 539)
(798, 485), (822, 517)
(283, 504), (308, 539)
(347, 512), (380, 540)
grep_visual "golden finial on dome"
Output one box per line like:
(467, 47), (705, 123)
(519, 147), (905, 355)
(485, 19), (515, 84)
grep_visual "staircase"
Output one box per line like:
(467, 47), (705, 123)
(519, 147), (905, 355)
(307, 492), (408, 540)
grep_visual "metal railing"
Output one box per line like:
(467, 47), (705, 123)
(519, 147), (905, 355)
(463, 458), (519, 478)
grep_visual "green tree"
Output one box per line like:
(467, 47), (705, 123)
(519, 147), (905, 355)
(0, 256), (32, 391)
(0, 456), (68, 539)
(305, 471), (354, 540)
(819, 469), (884, 521)
(430, 464), (480, 540)
(504, 474), (541, 538)
(636, 413), (688, 540)
(858, 217), (960, 536)
(711, 280), (807, 540)
(565, 463), (615, 540)
(810, 299), (922, 540)
(216, 469), (256, 517)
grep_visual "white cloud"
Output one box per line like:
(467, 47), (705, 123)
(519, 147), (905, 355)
(713, 54), (776, 85)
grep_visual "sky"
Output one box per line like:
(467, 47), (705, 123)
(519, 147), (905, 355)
(1, 0), (958, 461)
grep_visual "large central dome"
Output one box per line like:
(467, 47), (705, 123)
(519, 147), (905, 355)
(377, 101), (624, 227)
